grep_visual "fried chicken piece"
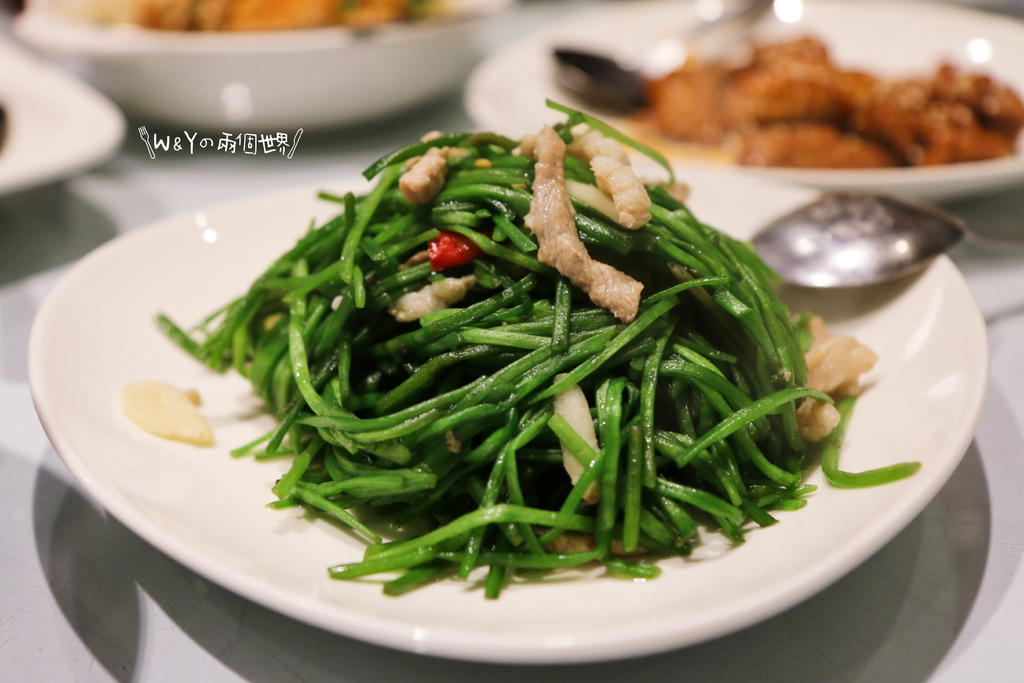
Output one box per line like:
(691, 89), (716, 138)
(850, 79), (1017, 165)
(913, 102), (1016, 165)
(646, 37), (869, 144)
(931, 63), (1024, 139)
(645, 66), (730, 144)
(835, 70), (882, 111)
(644, 35), (1023, 169)
(847, 78), (929, 157)
(720, 68), (843, 127)
(736, 122), (899, 168)
(721, 37), (848, 128)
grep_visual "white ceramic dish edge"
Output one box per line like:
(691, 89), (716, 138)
(0, 35), (125, 196)
(28, 175), (990, 663)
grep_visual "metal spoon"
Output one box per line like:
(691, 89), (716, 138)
(751, 193), (967, 288)
(553, 0), (774, 114)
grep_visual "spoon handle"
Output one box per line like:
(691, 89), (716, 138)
(643, 0), (775, 77)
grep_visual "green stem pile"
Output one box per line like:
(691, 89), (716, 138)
(160, 112), (837, 598)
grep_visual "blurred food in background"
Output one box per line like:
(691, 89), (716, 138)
(643, 36), (1024, 169)
(14, 0), (508, 130)
(56, 0), (437, 30)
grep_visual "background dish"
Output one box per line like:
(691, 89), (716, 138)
(0, 34), (124, 196)
(14, 0), (512, 131)
(29, 174), (987, 663)
(465, 0), (1024, 201)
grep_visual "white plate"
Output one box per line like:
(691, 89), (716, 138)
(0, 34), (124, 196)
(28, 174), (988, 663)
(465, 0), (1024, 201)
(14, 0), (511, 131)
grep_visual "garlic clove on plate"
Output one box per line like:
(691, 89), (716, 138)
(121, 380), (214, 446)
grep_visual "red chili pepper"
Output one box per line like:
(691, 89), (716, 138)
(428, 229), (491, 271)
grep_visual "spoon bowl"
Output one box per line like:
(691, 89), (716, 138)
(552, 48), (649, 114)
(751, 193), (967, 288)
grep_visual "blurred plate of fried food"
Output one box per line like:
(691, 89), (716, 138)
(15, 0), (512, 131)
(0, 34), (124, 196)
(466, 0), (1024, 201)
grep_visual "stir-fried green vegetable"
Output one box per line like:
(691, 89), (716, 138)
(820, 397), (921, 488)
(159, 109), (854, 597)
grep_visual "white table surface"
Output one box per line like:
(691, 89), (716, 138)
(2, 1), (1024, 681)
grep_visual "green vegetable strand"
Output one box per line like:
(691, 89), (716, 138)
(821, 397), (922, 487)
(160, 107), (906, 599)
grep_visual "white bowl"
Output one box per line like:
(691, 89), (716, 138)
(14, 0), (512, 131)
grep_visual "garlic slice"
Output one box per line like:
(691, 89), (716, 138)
(553, 375), (601, 504)
(121, 380), (214, 447)
(565, 178), (619, 224)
